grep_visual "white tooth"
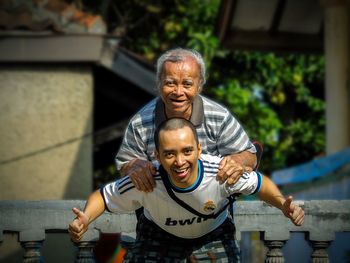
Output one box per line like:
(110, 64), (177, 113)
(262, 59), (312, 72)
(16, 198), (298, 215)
(174, 168), (187, 172)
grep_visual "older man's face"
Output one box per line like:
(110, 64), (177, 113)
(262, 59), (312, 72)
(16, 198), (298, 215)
(160, 57), (200, 119)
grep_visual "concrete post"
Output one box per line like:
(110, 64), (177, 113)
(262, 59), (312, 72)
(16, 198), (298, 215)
(322, 0), (350, 154)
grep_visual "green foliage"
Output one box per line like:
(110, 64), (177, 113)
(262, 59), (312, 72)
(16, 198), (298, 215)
(207, 51), (325, 172)
(82, 0), (326, 175)
(82, 0), (221, 64)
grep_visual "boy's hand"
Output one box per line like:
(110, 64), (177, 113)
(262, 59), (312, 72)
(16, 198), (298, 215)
(68, 207), (89, 242)
(282, 196), (305, 226)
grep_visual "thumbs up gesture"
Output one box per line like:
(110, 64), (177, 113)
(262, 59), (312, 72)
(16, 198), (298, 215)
(68, 207), (90, 242)
(281, 196), (305, 226)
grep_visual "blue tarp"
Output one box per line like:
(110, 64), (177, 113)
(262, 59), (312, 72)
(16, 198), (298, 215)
(271, 147), (350, 185)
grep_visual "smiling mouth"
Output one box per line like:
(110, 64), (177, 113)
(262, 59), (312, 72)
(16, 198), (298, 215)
(172, 167), (190, 178)
(170, 98), (186, 104)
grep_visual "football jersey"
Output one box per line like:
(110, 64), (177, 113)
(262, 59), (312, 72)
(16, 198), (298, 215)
(102, 154), (262, 239)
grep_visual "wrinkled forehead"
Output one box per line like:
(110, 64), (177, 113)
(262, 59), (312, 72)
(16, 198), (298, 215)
(162, 57), (200, 74)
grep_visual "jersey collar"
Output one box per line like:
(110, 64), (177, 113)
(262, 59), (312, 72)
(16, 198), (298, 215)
(160, 160), (204, 193)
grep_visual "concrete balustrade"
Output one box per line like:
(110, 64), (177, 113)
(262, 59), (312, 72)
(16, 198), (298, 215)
(0, 200), (349, 262)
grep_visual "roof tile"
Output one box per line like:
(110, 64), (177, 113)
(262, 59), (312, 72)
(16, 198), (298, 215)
(0, 0), (106, 34)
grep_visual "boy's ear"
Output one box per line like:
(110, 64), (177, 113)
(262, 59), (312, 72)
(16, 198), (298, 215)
(155, 150), (160, 161)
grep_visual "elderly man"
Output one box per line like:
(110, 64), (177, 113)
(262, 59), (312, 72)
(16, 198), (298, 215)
(69, 118), (304, 262)
(115, 48), (258, 261)
(116, 48), (257, 191)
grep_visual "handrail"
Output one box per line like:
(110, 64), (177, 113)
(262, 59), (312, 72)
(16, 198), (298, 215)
(1, 200), (349, 262)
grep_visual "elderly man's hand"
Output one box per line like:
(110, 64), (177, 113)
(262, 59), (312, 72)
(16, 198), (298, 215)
(281, 196), (305, 226)
(123, 159), (157, 192)
(68, 207), (89, 242)
(217, 156), (245, 185)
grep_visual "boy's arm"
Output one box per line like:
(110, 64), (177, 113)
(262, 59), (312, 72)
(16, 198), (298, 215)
(68, 190), (106, 242)
(258, 175), (304, 226)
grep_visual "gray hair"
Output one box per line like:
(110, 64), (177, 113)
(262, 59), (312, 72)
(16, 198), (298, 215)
(156, 48), (206, 92)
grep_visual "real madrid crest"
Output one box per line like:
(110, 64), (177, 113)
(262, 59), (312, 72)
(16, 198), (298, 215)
(203, 200), (217, 212)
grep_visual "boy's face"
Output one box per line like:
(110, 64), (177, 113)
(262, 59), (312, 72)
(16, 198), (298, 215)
(156, 126), (202, 188)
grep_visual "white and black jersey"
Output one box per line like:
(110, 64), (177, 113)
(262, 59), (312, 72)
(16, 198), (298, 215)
(101, 154), (262, 239)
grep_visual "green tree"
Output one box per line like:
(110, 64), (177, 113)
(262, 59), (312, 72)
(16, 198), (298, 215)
(82, 0), (221, 64)
(208, 51), (325, 172)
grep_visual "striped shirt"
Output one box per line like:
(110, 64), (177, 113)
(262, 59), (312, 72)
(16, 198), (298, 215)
(115, 95), (256, 170)
(102, 154), (262, 239)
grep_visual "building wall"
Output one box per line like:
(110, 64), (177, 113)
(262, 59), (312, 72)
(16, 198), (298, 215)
(0, 65), (93, 200)
(0, 64), (94, 262)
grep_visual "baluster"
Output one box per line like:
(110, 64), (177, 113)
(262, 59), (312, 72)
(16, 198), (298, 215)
(73, 229), (99, 263)
(75, 241), (97, 263)
(310, 241), (331, 263)
(19, 229), (45, 263)
(21, 241), (44, 263)
(264, 240), (286, 263)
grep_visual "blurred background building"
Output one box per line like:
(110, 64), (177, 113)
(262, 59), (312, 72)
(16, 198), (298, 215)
(0, 0), (349, 262)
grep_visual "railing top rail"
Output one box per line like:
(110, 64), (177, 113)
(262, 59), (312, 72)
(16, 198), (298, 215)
(0, 200), (349, 241)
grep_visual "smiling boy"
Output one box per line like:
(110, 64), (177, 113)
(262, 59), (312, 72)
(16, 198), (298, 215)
(69, 118), (304, 262)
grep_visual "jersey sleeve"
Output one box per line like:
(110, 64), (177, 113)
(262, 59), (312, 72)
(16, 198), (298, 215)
(101, 177), (142, 213)
(224, 171), (262, 196)
(200, 153), (223, 164)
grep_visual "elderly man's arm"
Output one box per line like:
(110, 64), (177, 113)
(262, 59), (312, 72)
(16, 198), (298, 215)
(217, 151), (257, 184)
(119, 159), (157, 192)
(116, 118), (157, 192)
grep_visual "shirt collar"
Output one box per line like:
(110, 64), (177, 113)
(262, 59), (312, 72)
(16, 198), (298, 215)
(159, 160), (204, 193)
(155, 96), (204, 128)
